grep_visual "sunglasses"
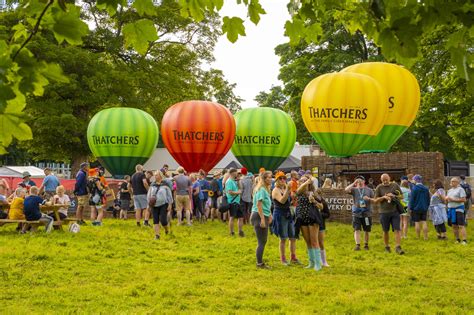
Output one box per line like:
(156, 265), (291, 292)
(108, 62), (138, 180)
(278, 177), (286, 180)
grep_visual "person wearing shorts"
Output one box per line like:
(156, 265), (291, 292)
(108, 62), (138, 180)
(446, 177), (467, 244)
(131, 164), (150, 227)
(374, 173), (405, 254)
(226, 168), (243, 236)
(119, 175), (131, 220)
(272, 171), (299, 265)
(345, 175), (374, 251)
(409, 175), (430, 240)
(174, 167), (192, 226)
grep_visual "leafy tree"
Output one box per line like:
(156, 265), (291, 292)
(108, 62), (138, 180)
(1, 1), (242, 168)
(257, 19), (382, 144)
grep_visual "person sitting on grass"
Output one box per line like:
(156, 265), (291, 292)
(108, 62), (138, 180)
(23, 186), (53, 233)
(147, 171), (173, 240)
(7, 187), (26, 230)
(51, 185), (70, 221)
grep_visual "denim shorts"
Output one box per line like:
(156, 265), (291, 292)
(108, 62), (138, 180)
(274, 209), (295, 240)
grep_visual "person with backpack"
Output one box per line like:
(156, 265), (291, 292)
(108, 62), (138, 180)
(459, 175), (472, 226)
(147, 171), (173, 240)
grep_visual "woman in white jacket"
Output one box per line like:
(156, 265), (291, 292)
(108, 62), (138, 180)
(147, 171), (173, 239)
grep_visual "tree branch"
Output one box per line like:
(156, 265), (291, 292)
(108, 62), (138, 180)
(12, 0), (54, 61)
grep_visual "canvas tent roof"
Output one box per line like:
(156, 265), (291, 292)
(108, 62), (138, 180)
(0, 166), (46, 178)
(277, 155), (301, 172)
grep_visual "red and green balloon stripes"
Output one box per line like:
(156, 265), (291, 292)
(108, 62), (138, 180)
(231, 108), (296, 173)
(87, 107), (159, 177)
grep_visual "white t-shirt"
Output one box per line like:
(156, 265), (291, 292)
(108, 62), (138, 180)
(447, 186), (466, 210)
(54, 194), (71, 216)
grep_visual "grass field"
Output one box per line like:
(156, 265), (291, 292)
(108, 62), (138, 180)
(1, 218), (473, 314)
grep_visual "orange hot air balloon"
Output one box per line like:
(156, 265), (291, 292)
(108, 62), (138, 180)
(161, 100), (236, 173)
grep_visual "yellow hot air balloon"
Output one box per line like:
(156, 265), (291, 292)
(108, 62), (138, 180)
(301, 72), (388, 157)
(341, 62), (420, 152)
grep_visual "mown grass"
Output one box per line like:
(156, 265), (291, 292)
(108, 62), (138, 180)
(0, 218), (473, 314)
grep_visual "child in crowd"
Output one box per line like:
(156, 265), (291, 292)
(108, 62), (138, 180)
(7, 187), (26, 231)
(52, 185), (70, 220)
(23, 186), (54, 233)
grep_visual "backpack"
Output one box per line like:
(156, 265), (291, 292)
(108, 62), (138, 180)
(460, 182), (472, 200)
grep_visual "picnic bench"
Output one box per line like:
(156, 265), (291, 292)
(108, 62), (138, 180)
(0, 204), (77, 231)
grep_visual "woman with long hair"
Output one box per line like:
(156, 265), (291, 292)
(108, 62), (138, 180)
(271, 171), (300, 265)
(429, 179), (447, 239)
(295, 175), (323, 271)
(250, 171), (273, 269)
(315, 188), (330, 267)
(400, 178), (411, 238)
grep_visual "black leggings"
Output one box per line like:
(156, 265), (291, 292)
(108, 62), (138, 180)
(152, 204), (168, 226)
(193, 196), (204, 217)
(251, 212), (269, 264)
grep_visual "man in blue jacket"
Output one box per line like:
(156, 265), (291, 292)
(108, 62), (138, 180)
(409, 174), (430, 240)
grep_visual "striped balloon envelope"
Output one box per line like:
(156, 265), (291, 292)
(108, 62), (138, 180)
(161, 100), (235, 173)
(301, 72), (388, 157)
(231, 108), (296, 173)
(341, 62), (420, 153)
(87, 107), (159, 177)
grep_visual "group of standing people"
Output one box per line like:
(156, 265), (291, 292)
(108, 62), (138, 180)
(345, 173), (471, 255)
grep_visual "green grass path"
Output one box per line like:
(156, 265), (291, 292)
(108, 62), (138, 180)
(1, 220), (473, 314)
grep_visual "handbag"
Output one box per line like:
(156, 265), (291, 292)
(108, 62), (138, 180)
(393, 198), (404, 214)
(219, 195), (237, 213)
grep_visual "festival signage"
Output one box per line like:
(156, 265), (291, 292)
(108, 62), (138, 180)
(161, 100), (236, 172)
(301, 72), (388, 157)
(87, 107), (159, 177)
(341, 62), (420, 153)
(231, 107), (296, 173)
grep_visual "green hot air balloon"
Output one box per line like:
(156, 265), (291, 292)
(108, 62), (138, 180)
(87, 108), (159, 177)
(231, 108), (296, 173)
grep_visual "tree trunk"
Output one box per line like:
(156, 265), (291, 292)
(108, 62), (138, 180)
(70, 154), (89, 179)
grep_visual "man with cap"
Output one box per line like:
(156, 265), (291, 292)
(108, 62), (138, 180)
(39, 167), (60, 200)
(345, 175), (375, 251)
(409, 174), (430, 240)
(74, 162), (89, 225)
(18, 171), (37, 192)
(240, 167), (253, 224)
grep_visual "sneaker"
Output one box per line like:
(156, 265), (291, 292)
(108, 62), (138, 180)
(92, 221), (99, 226)
(395, 246), (405, 255)
(291, 258), (303, 265)
(230, 231), (235, 236)
(461, 240), (467, 245)
(238, 231), (245, 237)
(256, 263), (271, 270)
(155, 235), (160, 240)
(455, 239), (461, 244)
(143, 222), (151, 227)
(364, 244), (369, 250)
(385, 246), (391, 253)
(354, 244), (361, 251)
(136, 222), (141, 227)
(78, 220), (87, 226)
(281, 260), (290, 266)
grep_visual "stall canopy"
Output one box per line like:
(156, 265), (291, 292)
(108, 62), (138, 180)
(0, 166), (45, 178)
(277, 155), (301, 172)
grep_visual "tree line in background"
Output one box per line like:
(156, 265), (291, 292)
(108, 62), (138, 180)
(1, 0), (473, 167)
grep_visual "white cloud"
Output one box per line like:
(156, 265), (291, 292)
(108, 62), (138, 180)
(211, 0), (290, 108)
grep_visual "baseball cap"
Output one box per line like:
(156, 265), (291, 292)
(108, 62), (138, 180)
(413, 174), (423, 182)
(355, 175), (365, 181)
(80, 162), (89, 169)
(259, 167), (266, 173)
(298, 170), (306, 177)
(22, 171), (31, 178)
(275, 171), (286, 179)
(240, 167), (248, 175)
(401, 175), (408, 180)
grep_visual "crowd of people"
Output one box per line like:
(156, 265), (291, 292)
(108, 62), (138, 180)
(0, 163), (471, 270)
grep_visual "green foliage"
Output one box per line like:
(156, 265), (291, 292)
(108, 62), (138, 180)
(287, 0), (474, 93)
(0, 220), (473, 313)
(260, 18), (382, 144)
(222, 16), (245, 43)
(122, 19), (159, 54)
